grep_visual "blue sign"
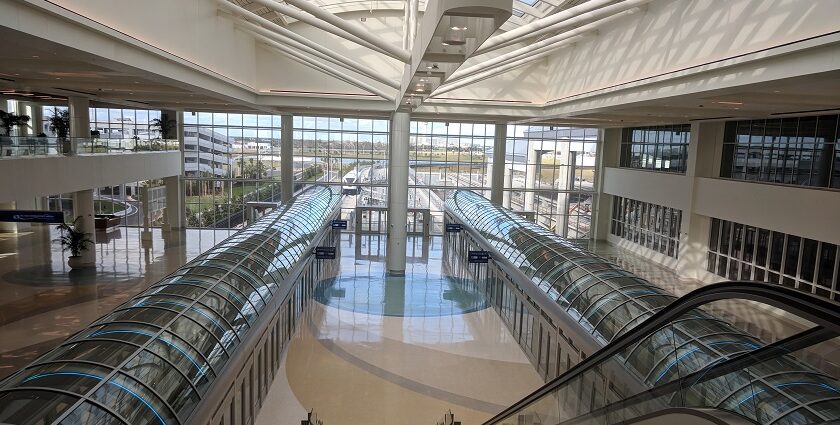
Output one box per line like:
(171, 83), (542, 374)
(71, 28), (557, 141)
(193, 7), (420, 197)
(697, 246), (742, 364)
(445, 223), (462, 233)
(315, 246), (336, 259)
(0, 210), (64, 224)
(332, 220), (348, 230)
(468, 250), (491, 264)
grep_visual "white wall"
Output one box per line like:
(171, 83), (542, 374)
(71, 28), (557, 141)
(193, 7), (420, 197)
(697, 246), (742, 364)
(543, 0), (840, 102)
(0, 152), (182, 203)
(50, 0), (258, 87)
(602, 167), (692, 211)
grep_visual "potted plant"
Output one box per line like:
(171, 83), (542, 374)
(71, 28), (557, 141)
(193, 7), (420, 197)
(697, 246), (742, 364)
(55, 217), (94, 269)
(0, 109), (31, 136)
(47, 107), (71, 154)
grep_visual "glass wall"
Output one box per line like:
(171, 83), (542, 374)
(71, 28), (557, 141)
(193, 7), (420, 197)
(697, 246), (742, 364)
(620, 124), (690, 173)
(720, 114), (840, 189)
(502, 125), (598, 239)
(610, 196), (682, 258)
(707, 218), (838, 301)
(409, 121), (494, 233)
(90, 107), (160, 139)
(292, 115), (390, 224)
(183, 112), (284, 228)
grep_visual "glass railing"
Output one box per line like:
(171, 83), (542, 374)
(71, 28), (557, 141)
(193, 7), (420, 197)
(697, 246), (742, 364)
(483, 282), (840, 425)
(0, 136), (179, 158)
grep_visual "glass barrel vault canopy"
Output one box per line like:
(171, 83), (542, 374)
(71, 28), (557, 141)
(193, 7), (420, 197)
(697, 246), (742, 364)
(445, 190), (840, 424)
(0, 186), (341, 425)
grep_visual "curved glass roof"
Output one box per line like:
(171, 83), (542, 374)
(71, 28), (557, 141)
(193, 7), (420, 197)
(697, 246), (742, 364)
(0, 186), (341, 425)
(446, 190), (840, 424)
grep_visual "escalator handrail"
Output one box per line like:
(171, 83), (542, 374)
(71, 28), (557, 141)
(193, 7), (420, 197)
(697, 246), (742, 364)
(482, 281), (840, 425)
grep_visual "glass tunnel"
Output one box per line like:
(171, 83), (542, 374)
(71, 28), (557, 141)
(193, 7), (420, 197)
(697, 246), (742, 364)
(0, 186), (341, 425)
(445, 190), (840, 425)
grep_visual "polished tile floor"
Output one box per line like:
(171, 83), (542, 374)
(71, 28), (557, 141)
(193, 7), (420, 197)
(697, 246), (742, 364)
(257, 235), (543, 425)
(0, 224), (234, 379)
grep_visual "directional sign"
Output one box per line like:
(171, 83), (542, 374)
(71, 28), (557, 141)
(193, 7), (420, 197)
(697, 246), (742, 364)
(445, 223), (462, 233)
(331, 220), (348, 230)
(315, 246), (336, 260)
(0, 210), (64, 224)
(468, 250), (491, 264)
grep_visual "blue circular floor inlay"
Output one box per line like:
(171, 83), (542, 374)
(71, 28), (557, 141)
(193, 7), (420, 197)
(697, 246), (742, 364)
(314, 273), (488, 317)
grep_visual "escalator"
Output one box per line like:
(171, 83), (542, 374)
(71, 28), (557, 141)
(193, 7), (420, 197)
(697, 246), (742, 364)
(481, 282), (840, 425)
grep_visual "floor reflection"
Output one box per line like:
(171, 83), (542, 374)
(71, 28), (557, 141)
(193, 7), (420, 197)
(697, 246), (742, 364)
(0, 225), (233, 379)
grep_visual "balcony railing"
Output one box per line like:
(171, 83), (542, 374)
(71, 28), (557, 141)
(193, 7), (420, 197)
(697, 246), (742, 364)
(0, 136), (180, 158)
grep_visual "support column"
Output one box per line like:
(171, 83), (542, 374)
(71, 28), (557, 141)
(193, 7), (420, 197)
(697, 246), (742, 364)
(524, 148), (540, 212)
(490, 123), (507, 206)
(164, 176), (184, 231)
(387, 111), (410, 276)
(68, 97), (89, 155)
(676, 121), (725, 279)
(72, 189), (96, 266)
(555, 149), (574, 237)
(281, 115), (294, 203)
(26, 103), (43, 136)
(160, 109), (185, 232)
(592, 128), (621, 241)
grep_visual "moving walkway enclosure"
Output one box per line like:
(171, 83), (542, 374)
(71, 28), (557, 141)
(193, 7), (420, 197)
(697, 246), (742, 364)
(444, 190), (840, 424)
(0, 186), (341, 425)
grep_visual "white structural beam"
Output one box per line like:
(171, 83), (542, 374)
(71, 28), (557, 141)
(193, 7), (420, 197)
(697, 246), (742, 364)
(238, 19), (400, 89)
(244, 0), (410, 63)
(474, 0), (649, 55)
(246, 29), (396, 102)
(282, 0), (411, 63)
(218, 1), (399, 89)
(432, 34), (585, 97)
(448, 8), (642, 83)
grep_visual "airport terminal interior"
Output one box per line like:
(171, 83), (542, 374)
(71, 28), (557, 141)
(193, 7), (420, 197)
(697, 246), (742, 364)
(0, 0), (839, 424)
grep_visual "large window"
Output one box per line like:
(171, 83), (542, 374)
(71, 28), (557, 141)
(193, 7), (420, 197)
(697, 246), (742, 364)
(610, 197), (682, 258)
(410, 121), (494, 233)
(91, 107), (159, 139)
(720, 114), (840, 189)
(183, 112), (284, 228)
(292, 115), (390, 224)
(620, 124), (690, 173)
(503, 125), (598, 239)
(707, 218), (838, 301)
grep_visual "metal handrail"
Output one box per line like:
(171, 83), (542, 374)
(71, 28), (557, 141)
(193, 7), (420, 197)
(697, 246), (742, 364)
(482, 282), (840, 424)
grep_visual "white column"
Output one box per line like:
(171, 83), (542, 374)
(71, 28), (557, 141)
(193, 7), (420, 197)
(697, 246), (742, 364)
(387, 111), (410, 276)
(524, 148), (540, 211)
(281, 115), (294, 203)
(490, 123), (507, 205)
(164, 176), (184, 231)
(68, 97), (89, 138)
(503, 167), (512, 208)
(555, 149), (574, 237)
(73, 189), (96, 265)
(592, 128), (621, 241)
(676, 121), (725, 279)
(68, 97), (90, 155)
(25, 102), (43, 136)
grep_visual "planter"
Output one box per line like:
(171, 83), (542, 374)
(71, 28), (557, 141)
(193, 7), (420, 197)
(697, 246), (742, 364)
(68, 256), (94, 269)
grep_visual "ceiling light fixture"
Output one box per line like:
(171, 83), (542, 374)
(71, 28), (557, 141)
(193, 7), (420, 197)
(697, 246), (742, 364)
(715, 101), (743, 105)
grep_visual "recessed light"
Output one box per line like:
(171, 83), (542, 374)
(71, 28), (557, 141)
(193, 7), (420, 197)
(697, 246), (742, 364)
(715, 101), (743, 105)
(31, 55), (39, 58)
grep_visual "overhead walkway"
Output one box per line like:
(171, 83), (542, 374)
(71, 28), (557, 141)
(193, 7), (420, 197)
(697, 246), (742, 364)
(445, 190), (840, 425)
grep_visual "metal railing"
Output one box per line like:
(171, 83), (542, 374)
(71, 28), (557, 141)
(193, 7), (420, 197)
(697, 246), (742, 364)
(0, 136), (179, 158)
(482, 282), (840, 425)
